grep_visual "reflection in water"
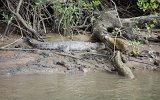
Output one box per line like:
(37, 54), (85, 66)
(0, 71), (160, 100)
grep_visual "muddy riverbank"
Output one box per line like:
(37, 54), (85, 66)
(0, 34), (160, 77)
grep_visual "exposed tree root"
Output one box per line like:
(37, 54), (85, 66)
(112, 51), (135, 79)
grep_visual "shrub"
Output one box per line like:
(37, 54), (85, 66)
(52, 0), (100, 35)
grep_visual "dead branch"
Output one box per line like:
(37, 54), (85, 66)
(112, 51), (135, 79)
(92, 9), (136, 78)
(3, 17), (13, 36)
(6, 0), (43, 41)
(92, 9), (160, 78)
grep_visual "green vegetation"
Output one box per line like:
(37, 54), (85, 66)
(0, 0), (159, 39)
(52, 0), (100, 35)
(0, 0), (100, 39)
(137, 0), (160, 40)
(137, 0), (160, 14)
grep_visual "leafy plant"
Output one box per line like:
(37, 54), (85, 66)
(137, 0), (160, 14)
(52, 0), (100, 35)
(0, 0), (101, 39)
(137, 0), (159, 42)
(129, 40), (143, 55)
(112, 28), (127, 36)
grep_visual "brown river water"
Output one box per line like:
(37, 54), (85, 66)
(0, 71), (160, 100)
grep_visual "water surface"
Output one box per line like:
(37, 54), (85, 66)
(0, 71), (160, 100)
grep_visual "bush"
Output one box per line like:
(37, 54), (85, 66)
(52, 0), (100, 35)
(137, 0), (160, 14)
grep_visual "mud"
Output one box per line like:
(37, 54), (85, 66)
(0, 49), (114, 75)
(0, 34), (160, 76)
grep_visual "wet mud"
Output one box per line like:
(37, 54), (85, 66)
(0, 34), (160, 76)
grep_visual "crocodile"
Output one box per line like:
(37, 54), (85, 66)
(24, 38), (105, 52)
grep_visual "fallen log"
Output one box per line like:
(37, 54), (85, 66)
(112, 51), (135, 79)
(93, 30), (135, 79)
(93, 9), (160, 40)
(122, 14), (160, 29)
(92, 9), (138, 78)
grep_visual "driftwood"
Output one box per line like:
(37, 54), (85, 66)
(122, 14), (160, 29)
(93, 29), (135, 79)
(92, 10), (160, 79)
(93, 10), (160, 40)
(113, 51), (135, 79)
(92, 10), (140, 78)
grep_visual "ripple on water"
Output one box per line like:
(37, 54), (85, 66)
(0, 71), (160, 100)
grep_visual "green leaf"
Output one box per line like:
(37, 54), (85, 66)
(143, 2), (149, 9)
(150, 0), (155, 3)
(152, 3), (158, 9)
(150, 24), (155, 28)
